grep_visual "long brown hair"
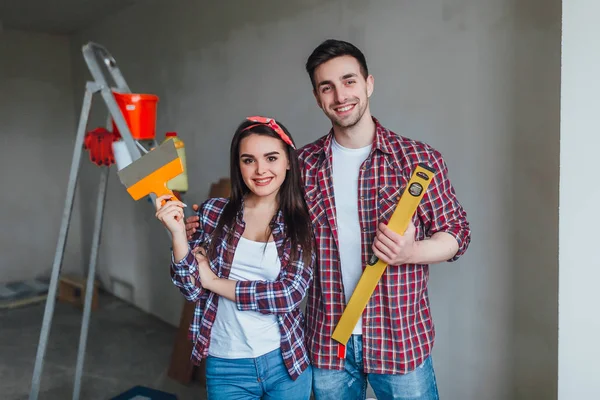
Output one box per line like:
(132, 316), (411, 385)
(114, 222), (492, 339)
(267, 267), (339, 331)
(208, 118), (314, 266)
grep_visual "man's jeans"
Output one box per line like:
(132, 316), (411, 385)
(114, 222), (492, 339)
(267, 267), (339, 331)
(205, 348), (312, 400)
(312, 335), (439, 400)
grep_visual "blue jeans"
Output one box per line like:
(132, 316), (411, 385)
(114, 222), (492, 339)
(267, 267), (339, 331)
(313, 335), (439, 400)
(205, 348), (312, 400)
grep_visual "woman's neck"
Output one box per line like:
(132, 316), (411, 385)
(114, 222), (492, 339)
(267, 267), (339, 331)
(244, 192), (279, 214)
(242, 193), (279, 242)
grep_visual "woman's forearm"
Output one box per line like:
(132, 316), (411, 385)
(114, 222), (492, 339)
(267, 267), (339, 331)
(172, 231), (191, 263)
(205, 278), (237, 302)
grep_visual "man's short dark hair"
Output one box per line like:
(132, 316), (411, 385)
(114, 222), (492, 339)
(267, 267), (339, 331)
(305, 39), (369, 90)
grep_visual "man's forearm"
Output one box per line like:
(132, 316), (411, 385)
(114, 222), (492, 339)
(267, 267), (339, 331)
(409, 232), (459, 265)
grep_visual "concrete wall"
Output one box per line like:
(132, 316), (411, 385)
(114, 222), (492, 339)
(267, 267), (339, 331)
(0, 29), (81, 283)
(559, 0), (600, 398)
(69, 0), (561, 398)
(512, 1), (561, 398)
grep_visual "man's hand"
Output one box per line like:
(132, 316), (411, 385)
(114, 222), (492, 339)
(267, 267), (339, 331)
(185, 203), (201, 240)
(372, 221), (417, 265)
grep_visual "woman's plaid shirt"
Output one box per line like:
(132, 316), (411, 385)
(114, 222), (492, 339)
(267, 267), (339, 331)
(297, 117), (471, 375)
(170, 198), (315, 380)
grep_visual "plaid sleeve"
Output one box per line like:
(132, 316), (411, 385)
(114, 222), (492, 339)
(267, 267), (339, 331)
(421, 150), (471, 261)
(170, 247), (202, 302)
(235, 244), (314, 315)
(169, 201), (213, 302)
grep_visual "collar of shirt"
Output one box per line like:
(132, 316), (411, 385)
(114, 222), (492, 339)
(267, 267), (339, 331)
(315, 117), (397, 166)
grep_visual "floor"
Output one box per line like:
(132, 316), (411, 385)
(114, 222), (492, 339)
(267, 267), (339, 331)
(0, 292), (207, 400)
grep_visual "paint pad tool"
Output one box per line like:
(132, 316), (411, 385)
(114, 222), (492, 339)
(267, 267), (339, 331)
(117, 139), (183, 204)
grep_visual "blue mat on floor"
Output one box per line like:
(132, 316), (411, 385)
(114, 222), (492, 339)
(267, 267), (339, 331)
(110, 385), (177, 400)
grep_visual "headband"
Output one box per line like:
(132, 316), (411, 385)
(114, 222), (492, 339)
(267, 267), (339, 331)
(241, 116), (296, 150)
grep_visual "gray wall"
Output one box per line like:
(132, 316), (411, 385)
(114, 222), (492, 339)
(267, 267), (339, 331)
(512, 1), (561, 398)
(0, 29), (81, 283)
(67, 0), (560, 398)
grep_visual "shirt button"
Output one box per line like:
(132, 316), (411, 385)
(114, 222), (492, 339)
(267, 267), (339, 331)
(362, 228), (367, 232)
(360, 196), (365, 200)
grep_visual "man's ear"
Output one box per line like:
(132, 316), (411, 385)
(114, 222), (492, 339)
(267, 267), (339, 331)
(366, 75), (374, 98)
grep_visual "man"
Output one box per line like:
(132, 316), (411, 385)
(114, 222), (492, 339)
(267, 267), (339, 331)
(186, 39), (471, 399)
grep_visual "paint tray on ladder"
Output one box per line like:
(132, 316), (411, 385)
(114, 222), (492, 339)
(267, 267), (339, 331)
(117, 139), (183, 203)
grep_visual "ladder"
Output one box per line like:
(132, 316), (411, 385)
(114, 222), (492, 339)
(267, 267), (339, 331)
(29, 42), (163, 400)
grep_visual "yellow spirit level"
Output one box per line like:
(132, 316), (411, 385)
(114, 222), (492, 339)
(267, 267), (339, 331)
(331, 163), (436, 355)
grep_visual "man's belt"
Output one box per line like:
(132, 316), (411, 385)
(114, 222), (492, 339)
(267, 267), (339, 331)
(331, 163), (436, 358)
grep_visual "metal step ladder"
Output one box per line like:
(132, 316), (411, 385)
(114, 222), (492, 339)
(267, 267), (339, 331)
(29, 42), (163, 400)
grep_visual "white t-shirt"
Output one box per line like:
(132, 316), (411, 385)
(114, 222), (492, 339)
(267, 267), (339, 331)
(331, 137), (372, 335)
(208, 236), (282, 358)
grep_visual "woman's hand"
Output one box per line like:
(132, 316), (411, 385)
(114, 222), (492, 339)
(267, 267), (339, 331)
(192, 246), (218, 289)
(154, 195), (186, 235)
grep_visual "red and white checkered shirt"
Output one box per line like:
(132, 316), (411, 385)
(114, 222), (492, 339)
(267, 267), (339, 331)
(170, 198), (314, 380)
(297, 117), (471, 375)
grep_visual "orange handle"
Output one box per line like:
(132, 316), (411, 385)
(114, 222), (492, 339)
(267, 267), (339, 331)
(154, 186), (177, 207)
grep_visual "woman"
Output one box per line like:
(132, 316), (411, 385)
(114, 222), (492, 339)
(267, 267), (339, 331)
(154, 116), (315, 400)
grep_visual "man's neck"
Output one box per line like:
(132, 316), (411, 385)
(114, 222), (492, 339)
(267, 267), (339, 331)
(332, 113), (376, 149)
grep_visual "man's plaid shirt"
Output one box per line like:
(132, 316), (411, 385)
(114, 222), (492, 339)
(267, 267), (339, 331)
(297, 117), (471, 374)
(170, 197), (314, 380)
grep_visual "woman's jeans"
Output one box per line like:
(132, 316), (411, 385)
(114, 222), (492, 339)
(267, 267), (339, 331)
(206, 348), (312, 400)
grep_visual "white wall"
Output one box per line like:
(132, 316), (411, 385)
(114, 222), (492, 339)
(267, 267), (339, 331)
(559, 0), (600, 398)
(0, 29), (81, 283)
(69, 0), (560, 398)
